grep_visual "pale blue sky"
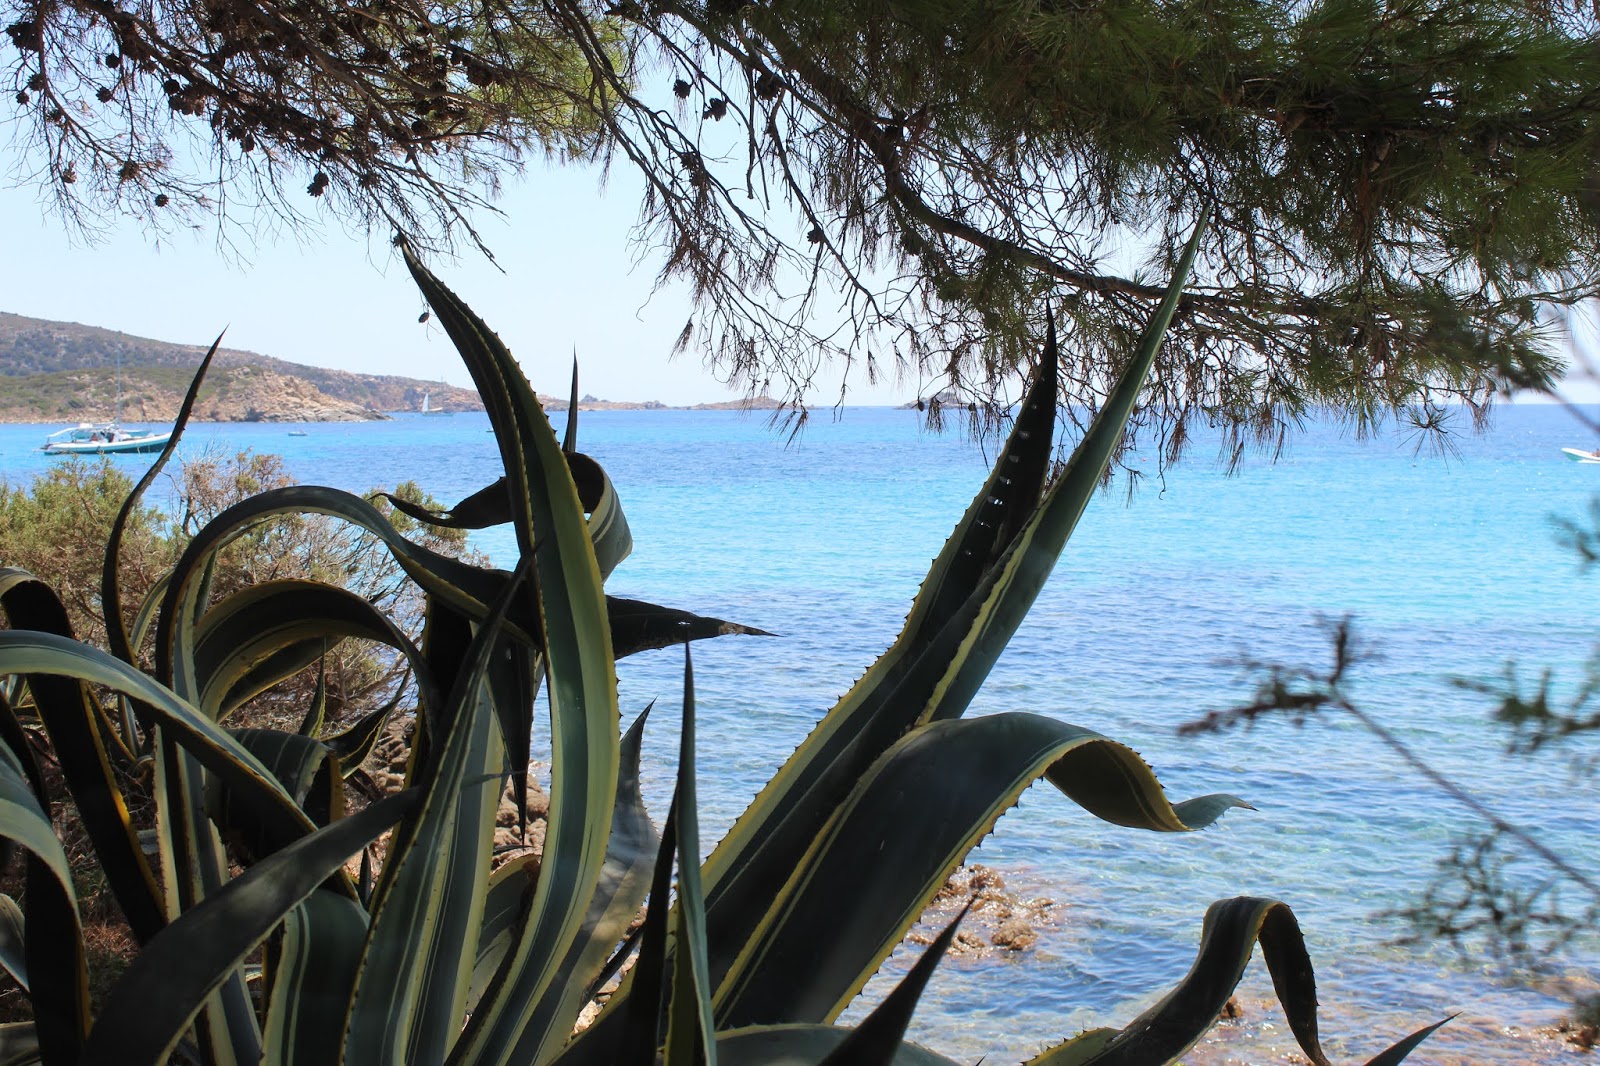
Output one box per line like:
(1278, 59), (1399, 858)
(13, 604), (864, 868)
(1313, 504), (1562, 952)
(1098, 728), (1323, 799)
(0, 155), (920, 406)
(3, 148), (1596, 408)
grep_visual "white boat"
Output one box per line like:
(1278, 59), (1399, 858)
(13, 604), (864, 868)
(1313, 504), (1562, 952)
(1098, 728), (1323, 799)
(1562, 447), (1600, 464)
(42, 423), (172, 455)
(41, 352), (172, 455)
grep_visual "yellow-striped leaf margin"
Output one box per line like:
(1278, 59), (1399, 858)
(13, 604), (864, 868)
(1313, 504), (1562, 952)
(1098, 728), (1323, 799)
(695, 215), (1211, 1007)
(78, 790), (419, 1066)
(817, 903), (974, 1066)
(664, 646), (717, 1066)
(340, 558), (523, 1064)
(921, 216), (1207, 724)
(715, 712), (1245, 1026)
(502, 705), (659, 1063)
(402, 247), (622, 1066)
(191, 580), (429, 721)
(0, 571), (165, 943)
(0, 631), (337, 874)
(261, 890), (372, 1066)
(0, 730), (87, 1063)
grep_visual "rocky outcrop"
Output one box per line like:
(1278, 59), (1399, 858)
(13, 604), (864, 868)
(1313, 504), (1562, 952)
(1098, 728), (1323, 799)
(685, 395), (783, 411)
(908, 864), (1058, 958)
(188, 366), (385, 422)
(0, 364), (385, 422)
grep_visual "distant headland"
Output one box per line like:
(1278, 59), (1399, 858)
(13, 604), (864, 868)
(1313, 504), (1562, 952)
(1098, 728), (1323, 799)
(0, 312), (783, 423)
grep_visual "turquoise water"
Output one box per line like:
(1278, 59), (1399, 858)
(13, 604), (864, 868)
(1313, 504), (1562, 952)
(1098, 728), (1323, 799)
(2, 406), (1598, 1063)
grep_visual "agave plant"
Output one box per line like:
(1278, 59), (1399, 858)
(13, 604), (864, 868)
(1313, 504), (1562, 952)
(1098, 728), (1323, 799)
(0, 219), (1444, 1066)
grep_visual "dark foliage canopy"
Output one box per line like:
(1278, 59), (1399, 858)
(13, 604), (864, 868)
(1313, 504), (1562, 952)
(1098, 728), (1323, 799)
(6, 0), (1600, 450)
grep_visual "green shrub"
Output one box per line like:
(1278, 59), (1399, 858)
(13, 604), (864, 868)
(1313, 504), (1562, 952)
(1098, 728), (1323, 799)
(1, 450), (477, 726)
(0, 225), (1444, 1065)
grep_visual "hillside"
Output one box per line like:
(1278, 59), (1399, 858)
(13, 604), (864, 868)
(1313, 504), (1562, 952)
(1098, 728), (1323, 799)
(0, 311), (483, 421)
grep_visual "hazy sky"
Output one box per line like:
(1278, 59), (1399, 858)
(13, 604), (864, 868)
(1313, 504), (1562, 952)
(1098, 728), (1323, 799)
(3, 150), (1598, 409)
(0, 155), (921, 407)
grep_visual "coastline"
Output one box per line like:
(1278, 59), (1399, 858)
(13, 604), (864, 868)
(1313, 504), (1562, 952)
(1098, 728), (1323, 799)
(0, 395), (800, 424)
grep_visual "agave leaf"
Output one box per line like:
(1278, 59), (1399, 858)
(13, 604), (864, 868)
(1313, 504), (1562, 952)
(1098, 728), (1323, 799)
(297, 658), (330, 737)
(377, 478), (512, 530)
(695, 218), (1209, 1005)
(467, 855), (541, 1012)
(716, 712), (1244, 1026)
(154, 487), (528, 694)
(664, 647), (717, 1066)
(501, 706), (659, 1063)
(1360, 1018), (1455, 1066)
(323, 693), (405, 776)
(260, 890), (372, 1066)
(0, 685), (47, 877)
(713, 1025), (962, 1066)
(1024, 898), (1443, 1066)
(816, 902), (972, 1066)
(483, 627), (540, 835)
(688, 346), (1059, 997)
(563, 360), (580, 454)
(0, 896), (25, 993)
(0, 1023), (39, 1066)
(0, 630), (350, 908)
(0, 572), (165, 943)
(211, 728), (342, 863)
(608, 598), (773, 657)
(341, 561), (523, 1065)
(568, 452), (634, 580)
(101, 333), (221, 669)
(155, 478), (744, 683)
(0, 742), (86, 1063)
(410, 596), (474, 785)
(617, 771), (680, 1066)
(377, 452), (632, 581)
(921, 217), (1206, 725)
(215, 640), (327, 722)
(79, 790), (419, 1066)
(192, 579), (430, 722)
(403, 247), (622, 1066)
(129, 567), (173, 656)
(151, 739), (260, 1066)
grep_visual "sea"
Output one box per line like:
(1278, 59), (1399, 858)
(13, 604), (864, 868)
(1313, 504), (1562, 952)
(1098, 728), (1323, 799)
(2, 404), (1598, 1065)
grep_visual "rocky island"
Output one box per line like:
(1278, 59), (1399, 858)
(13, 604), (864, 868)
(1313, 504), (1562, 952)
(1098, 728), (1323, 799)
(0, 312), (782, 421)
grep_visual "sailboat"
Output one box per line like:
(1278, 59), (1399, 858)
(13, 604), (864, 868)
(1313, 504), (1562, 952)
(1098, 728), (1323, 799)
(42, 350), (172, 455)
(420, 382), (453, 416)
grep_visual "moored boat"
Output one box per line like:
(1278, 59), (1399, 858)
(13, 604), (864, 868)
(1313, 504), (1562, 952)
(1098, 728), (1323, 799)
(41, 349), (173, 456)
(42, 423), (173, 455)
